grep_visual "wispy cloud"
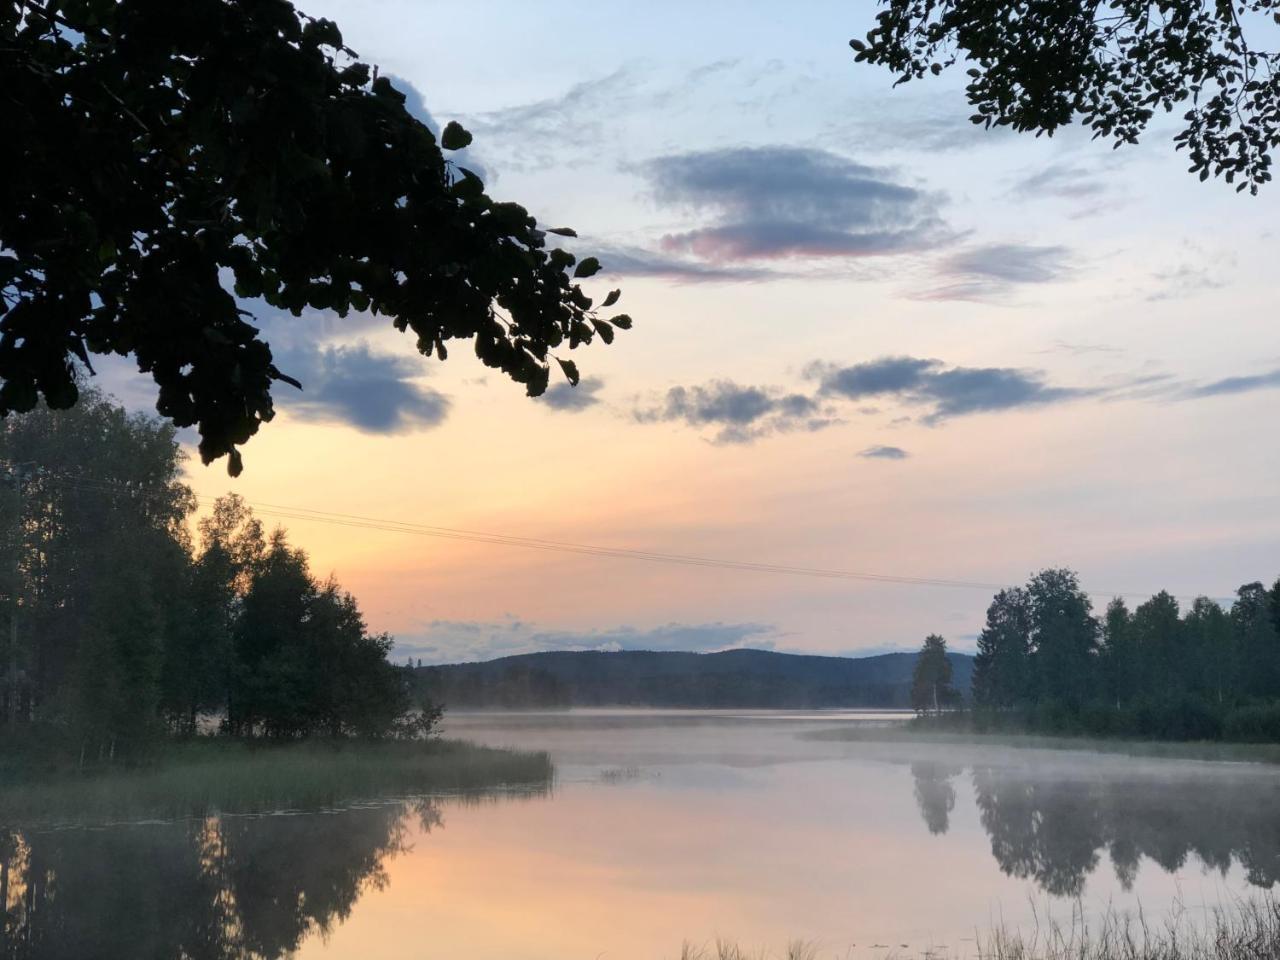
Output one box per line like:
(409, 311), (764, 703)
(633, 379), (840, 444)
(1010, 163), (1108, 201)
(1184, 368), (1280, 399)
(916, 243), (1073, 301)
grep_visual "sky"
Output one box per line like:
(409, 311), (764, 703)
(103, 1), (1280, 664)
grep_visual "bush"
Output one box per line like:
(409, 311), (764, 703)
(1224, 703), (1280, 743)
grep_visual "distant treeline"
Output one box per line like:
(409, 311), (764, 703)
(0, 393), (432, 761)
(415, 648), (975, 709)
(956, 568), (1280, 741)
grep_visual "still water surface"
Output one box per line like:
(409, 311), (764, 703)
(6, 710), (1280, 959)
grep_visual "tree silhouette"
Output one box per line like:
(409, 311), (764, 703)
(850, 1), (1280, 193)
(911, 634), (957, 715)
(1, 0), (628, 473)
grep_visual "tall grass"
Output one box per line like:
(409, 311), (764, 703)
(0, 737), (553, 825)
(979, 897), (1280, 960)
(680, 940), (820, 960)
(680, 897), (1280, 960)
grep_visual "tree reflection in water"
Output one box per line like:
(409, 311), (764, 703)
(0, 790), (541, 960)
(910, 761), (1280, 896)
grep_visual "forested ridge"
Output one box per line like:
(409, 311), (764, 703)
(415, 648), (976, 710)
(0, 392), (432, 763)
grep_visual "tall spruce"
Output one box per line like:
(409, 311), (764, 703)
(972, 588), (1032, 710)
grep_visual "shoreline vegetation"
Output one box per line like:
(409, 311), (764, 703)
(911, 568), (1280, 745)
(679, 896), (1280, 960)
(0, 737), (554, 825)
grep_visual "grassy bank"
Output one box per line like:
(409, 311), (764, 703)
(681, 897), (1280, 960)
(0, 737), (554, 824)
(803, 722), (1280, 764)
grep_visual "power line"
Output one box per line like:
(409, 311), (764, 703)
(17, 468), (1224, 604)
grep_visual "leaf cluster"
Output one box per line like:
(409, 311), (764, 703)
(851, 0), (1280, 192)
(1, 0), (628, 473)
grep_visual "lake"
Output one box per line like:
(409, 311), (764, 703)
(4, 710), (1279, 959)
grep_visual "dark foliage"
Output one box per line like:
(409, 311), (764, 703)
(851, 0), (1280, 192)
(0, 393), (435, 757)
(1, 0), (629, 474)
(962, 567), (1280, 741)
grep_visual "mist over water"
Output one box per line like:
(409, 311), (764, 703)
(4, 711), (1278, 959)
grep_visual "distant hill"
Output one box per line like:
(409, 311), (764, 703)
(413, 648), (975, 710)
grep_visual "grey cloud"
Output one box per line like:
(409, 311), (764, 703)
(859, 445), (910, 460)
(394, 619), (779, 665)
(642, 147), (947, 263)
(272, 341), (450, 433)
(539, 377), (605, 412)
(917, 243), (1073, 301)
(814, 356), (1086, 424)
(634, 379), (839, 444)
(812, 356), (936, 397)
(1185, 368), (1280, 399)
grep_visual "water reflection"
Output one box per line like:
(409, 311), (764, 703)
(910, 762), (961, 835)
(910, 762), (1280, 896)
(0, 792), (540, 960)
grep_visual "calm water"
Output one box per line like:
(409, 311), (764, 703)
(4, 710), (1280, 959)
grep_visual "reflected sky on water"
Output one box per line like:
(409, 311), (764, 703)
(3, 711), (1277, 960)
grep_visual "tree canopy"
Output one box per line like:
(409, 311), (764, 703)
(966, 567), (1280, 740)
(1, 0), (629, 474)
(851, 0), (1280, 192)
(0, 391), (434, 754)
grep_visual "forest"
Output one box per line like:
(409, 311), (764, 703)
(956, 568), (1280, 741)
(0, 392), (432, 764)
